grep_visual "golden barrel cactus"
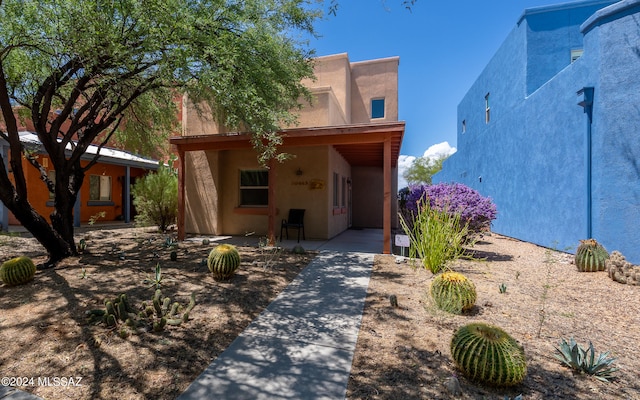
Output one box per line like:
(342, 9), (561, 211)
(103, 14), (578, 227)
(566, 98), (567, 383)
(0, 256), (37, 286)
(207, 244), (241, 280)
(575, 239), (609, 272)
(451, 323), (527, 387)
(430, 271), (477, 314)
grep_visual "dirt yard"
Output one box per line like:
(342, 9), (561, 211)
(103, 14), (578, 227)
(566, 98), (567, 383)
(1, 228), (639, 400)
(347, 234), (640, 400)
(0, 227), (314, 399)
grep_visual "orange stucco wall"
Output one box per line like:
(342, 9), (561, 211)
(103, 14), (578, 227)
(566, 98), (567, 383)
(7, 155), (149, 225)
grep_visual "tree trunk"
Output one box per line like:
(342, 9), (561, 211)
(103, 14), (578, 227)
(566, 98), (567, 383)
(9, 198), (73, 268)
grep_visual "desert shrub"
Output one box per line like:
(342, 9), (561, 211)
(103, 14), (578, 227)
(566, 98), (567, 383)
(399, 195), (468, 274)
(401, 182), (497, 236)
(132, 161), (178, 232)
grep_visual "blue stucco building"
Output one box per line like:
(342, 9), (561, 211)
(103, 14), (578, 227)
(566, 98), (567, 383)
(435, 0), (640, 262)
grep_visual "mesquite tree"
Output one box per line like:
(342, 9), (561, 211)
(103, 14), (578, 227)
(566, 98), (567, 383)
(0, 0), (318, 267)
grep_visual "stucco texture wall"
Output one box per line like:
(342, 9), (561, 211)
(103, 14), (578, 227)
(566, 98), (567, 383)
(585, 0), (640, 262)
(6, 156), (147, 225)
(438, 0), (640, 262)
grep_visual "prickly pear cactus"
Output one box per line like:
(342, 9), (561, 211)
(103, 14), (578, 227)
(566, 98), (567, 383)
(208, 244), (240, 280)
(451, 323), (527, 387)
(430, 271), (477, 314)
(0, 256), (37, 286)
(575, 239), (609, 272)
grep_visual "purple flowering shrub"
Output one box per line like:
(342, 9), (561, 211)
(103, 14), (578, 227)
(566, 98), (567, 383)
(400, 183), (497, 235)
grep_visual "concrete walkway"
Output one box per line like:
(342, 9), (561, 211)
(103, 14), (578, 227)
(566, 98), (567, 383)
(178, 229), (382, 400)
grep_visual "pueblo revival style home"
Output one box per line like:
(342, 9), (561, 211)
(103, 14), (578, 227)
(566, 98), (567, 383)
(170, 53), (405, 253)
(435, 0), (640, 262)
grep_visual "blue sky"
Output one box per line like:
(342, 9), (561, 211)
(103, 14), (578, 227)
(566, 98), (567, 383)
(307, 0), (566, 183)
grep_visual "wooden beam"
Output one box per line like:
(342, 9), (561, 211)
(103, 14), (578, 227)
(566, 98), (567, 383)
(268, 159), (277, 245)
(177, 149), (186, 241)
(383, 136), (391, 254)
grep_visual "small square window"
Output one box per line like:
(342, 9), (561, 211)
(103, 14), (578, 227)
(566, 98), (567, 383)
(371, 98), (385, 119)
(571, 49), (583, 63)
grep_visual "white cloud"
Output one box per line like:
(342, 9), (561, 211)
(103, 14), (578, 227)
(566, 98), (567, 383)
(397, 141), (457, 189)
(423, 142), (457, 159)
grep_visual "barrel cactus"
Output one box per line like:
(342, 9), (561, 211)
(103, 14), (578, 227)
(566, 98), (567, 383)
(207, 244), (241, 280)
(430, 271), (477, 314)
(0, 256), (37, 286)
(451, 323), (527, 387)
(575, 239), (609, 272)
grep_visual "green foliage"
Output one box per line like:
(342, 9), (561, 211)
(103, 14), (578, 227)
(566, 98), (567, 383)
(399, 196), (469, 274)
(575, 239), (609, 272)
(132, 163), (178, 232)
(0, 256), (37, 286)
(403, 153), (449, 185)
(430, 271), (477, 314)
(499, 283), (508, 294)
(86, 291), (196, 334)
(0, 0), (320, 263)
(143, 263), (172, 289)
(554, 338), (618, 382)
(77, 238), (87, 253)
(208, 244), (241, 280)
(451, 323), (527, 387)
(88, 211), (106, 226)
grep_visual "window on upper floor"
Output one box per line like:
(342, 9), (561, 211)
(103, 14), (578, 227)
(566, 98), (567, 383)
(571, 49), (583, 63)
(239, 170), (268, 207)
(485, 93), (491, 124)
(462, 119), (466, 134)
(371, 98), (385, 119)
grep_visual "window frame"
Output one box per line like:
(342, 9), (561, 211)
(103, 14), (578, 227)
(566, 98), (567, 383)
(485, 93), (491, 124)
(238, 169), (269, 207)
(371, 98), (385, 119)
(47, 170), (56, 200)
(570, 48), (583, 63)
(333, 172), (339, 208)
(89, 175), (112, 202)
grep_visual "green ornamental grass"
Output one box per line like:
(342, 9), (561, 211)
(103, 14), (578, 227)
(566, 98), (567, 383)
(399, 195), (470, 274)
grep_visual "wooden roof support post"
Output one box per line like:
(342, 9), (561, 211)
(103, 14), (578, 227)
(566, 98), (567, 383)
(268, 159), (277, 245)
(177, 149), (186, 241)
(383, 136), (391, 254)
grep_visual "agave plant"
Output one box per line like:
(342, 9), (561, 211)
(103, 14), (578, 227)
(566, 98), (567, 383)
(554, 338), (618, 382)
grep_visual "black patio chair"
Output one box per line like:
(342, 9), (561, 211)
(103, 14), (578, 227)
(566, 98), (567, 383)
(280, 209), (306, 242)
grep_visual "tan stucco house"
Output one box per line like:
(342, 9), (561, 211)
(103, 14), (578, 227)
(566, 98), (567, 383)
(170, 53), (405, 253)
